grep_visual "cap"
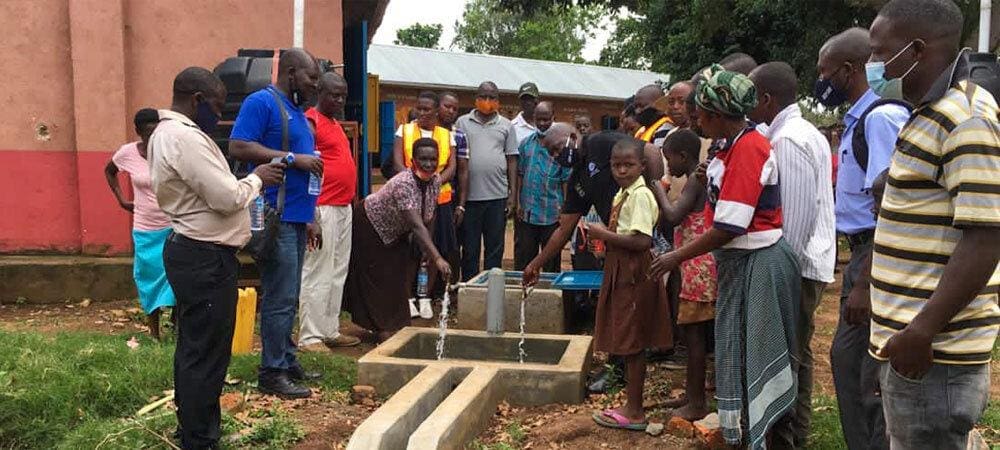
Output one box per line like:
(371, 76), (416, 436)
(518, 82), (539, 99)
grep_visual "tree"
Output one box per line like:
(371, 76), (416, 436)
(591, 0), (881, 94)
(395, 23), (443, 49)
(453, 0), (605, 63)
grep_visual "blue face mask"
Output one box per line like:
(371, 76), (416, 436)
(865, 41), (918, 101)
(195, 100), (220, 134)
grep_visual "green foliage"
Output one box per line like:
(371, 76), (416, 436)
(453, 0), (605, 63)
(395, 22), (444, 49)
(0, 330), (354, 449)
(598, 0), (880, 93)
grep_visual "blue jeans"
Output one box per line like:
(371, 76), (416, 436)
(258, 222), (306, 371)
(879, 361), (990, 450)
(460, 199), (506, 281)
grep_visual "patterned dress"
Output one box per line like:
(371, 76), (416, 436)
(674, 210), (717, 304)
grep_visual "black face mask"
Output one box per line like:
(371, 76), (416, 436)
(636, 106), (662, 127)
(554, 136), (576, 168)
(814, 66), (850, 107)
(289, 72), (307, 107)
(195, 99), (220, 134)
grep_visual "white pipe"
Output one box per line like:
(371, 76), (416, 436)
(980, 0), (991, 52)
(293, 0), (305, 48)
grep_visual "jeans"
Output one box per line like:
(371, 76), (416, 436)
(258, 222), (306, 371)
(513, 218), (559, 272)
(879, 362), (990, 450)
(460, 199), (506, 281)
(830, 240), (887, 450)
(298, 205), (352, 346)
(164, 234), (239, 450)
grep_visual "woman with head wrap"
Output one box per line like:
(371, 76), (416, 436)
(649, 64), (801, 449)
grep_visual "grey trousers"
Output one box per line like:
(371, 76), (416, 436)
(879, 362), (990, 450)
(830, 241), (887, 450)
(768, 278), (826, 449)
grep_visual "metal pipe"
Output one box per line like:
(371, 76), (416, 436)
(293, 0), (305, 48)
(980, 0), (992, 52)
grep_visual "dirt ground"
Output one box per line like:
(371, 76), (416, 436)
(1, 250), (997, 449)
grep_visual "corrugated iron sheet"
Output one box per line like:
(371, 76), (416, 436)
(368, 44), (671, 101)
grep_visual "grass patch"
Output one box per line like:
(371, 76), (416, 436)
(0, 329), (354, 449)
(807, 395), (847, 450)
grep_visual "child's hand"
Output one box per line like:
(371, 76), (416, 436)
(584, 222), (609, 240)
(649, 251), (681, 279)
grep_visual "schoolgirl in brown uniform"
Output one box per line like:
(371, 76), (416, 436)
(587, 138), (672, 431)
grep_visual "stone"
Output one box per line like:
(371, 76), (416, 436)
(219, 392), (245, 413)
(666, 416), (694, 439)
(967, 429), (988, 450)
(644, 422), (664, 436)
(351, 385), (376, 405)
(697, 427), (726, 450)
(693, 412), (719, 430)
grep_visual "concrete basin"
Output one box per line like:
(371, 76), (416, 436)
(348, 327), (592, 450)
(455, 271), (570, 334)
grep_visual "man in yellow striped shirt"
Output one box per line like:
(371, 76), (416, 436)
(868, 1), (1000, 449)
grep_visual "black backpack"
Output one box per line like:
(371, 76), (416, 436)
(850, 99), (913, 172)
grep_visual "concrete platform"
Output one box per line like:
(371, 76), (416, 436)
(454, 271), (571, 334)
(0, 254), (260, 304)
(349, 327), (593, 450)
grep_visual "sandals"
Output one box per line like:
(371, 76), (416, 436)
(592, 409), (648, 431)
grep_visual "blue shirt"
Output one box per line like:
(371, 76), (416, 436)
(517, 132), (571, 225)
(835, 89), (910, 234)
(230, 86), (317, 223)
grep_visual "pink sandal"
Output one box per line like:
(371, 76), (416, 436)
(592, 409), (648, 431)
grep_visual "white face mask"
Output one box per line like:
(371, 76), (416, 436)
(865, 41), (919, 101)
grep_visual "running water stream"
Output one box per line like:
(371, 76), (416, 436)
(435, 287), (451, 360)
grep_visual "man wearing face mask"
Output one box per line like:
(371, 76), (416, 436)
(454, 81), (520, 280)
(867, 1), (1000, 449)
(632, 84), (674, 146)
(229, 48), (324, 399)
(815, 27), (908, 450)
(150, 67), (285, 450)
(514, 101), (570, 272)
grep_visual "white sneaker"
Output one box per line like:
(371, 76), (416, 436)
(408, 298), (420, 318)
(418, 298), (434, 319)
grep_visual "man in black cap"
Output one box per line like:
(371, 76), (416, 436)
(512, 82), (541, 145)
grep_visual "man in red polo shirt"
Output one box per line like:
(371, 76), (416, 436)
(299, 72), (361, 350)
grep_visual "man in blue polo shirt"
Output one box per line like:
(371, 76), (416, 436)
(229, 48), (323, 399)
(816, 28), (909, 449)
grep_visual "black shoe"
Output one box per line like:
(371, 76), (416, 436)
(587, 367), (625, 394)
(258, 371), (312, 399)
(287, 364), (322, 382)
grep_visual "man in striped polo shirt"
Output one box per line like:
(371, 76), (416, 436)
(868, 1), (1000, 448)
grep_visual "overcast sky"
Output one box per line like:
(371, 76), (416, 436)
(371, 0), (613, 61)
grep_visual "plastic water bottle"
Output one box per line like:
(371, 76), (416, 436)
(307, 151), (322, 196)
(584, 211), (605, 254)
(416, 261), (429, 298)
(250, 196), (265, 231)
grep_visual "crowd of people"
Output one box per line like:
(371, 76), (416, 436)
(99, 0), (997, 448)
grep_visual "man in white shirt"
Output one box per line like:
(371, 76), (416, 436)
(149, 67), (284, 449)
(748, 61), (837, 447)
(511, 82), (540, 145)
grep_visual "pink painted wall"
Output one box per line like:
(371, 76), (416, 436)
(0, 0), (344, 255)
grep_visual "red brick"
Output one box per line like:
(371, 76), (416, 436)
(666, 416), (694, 439)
